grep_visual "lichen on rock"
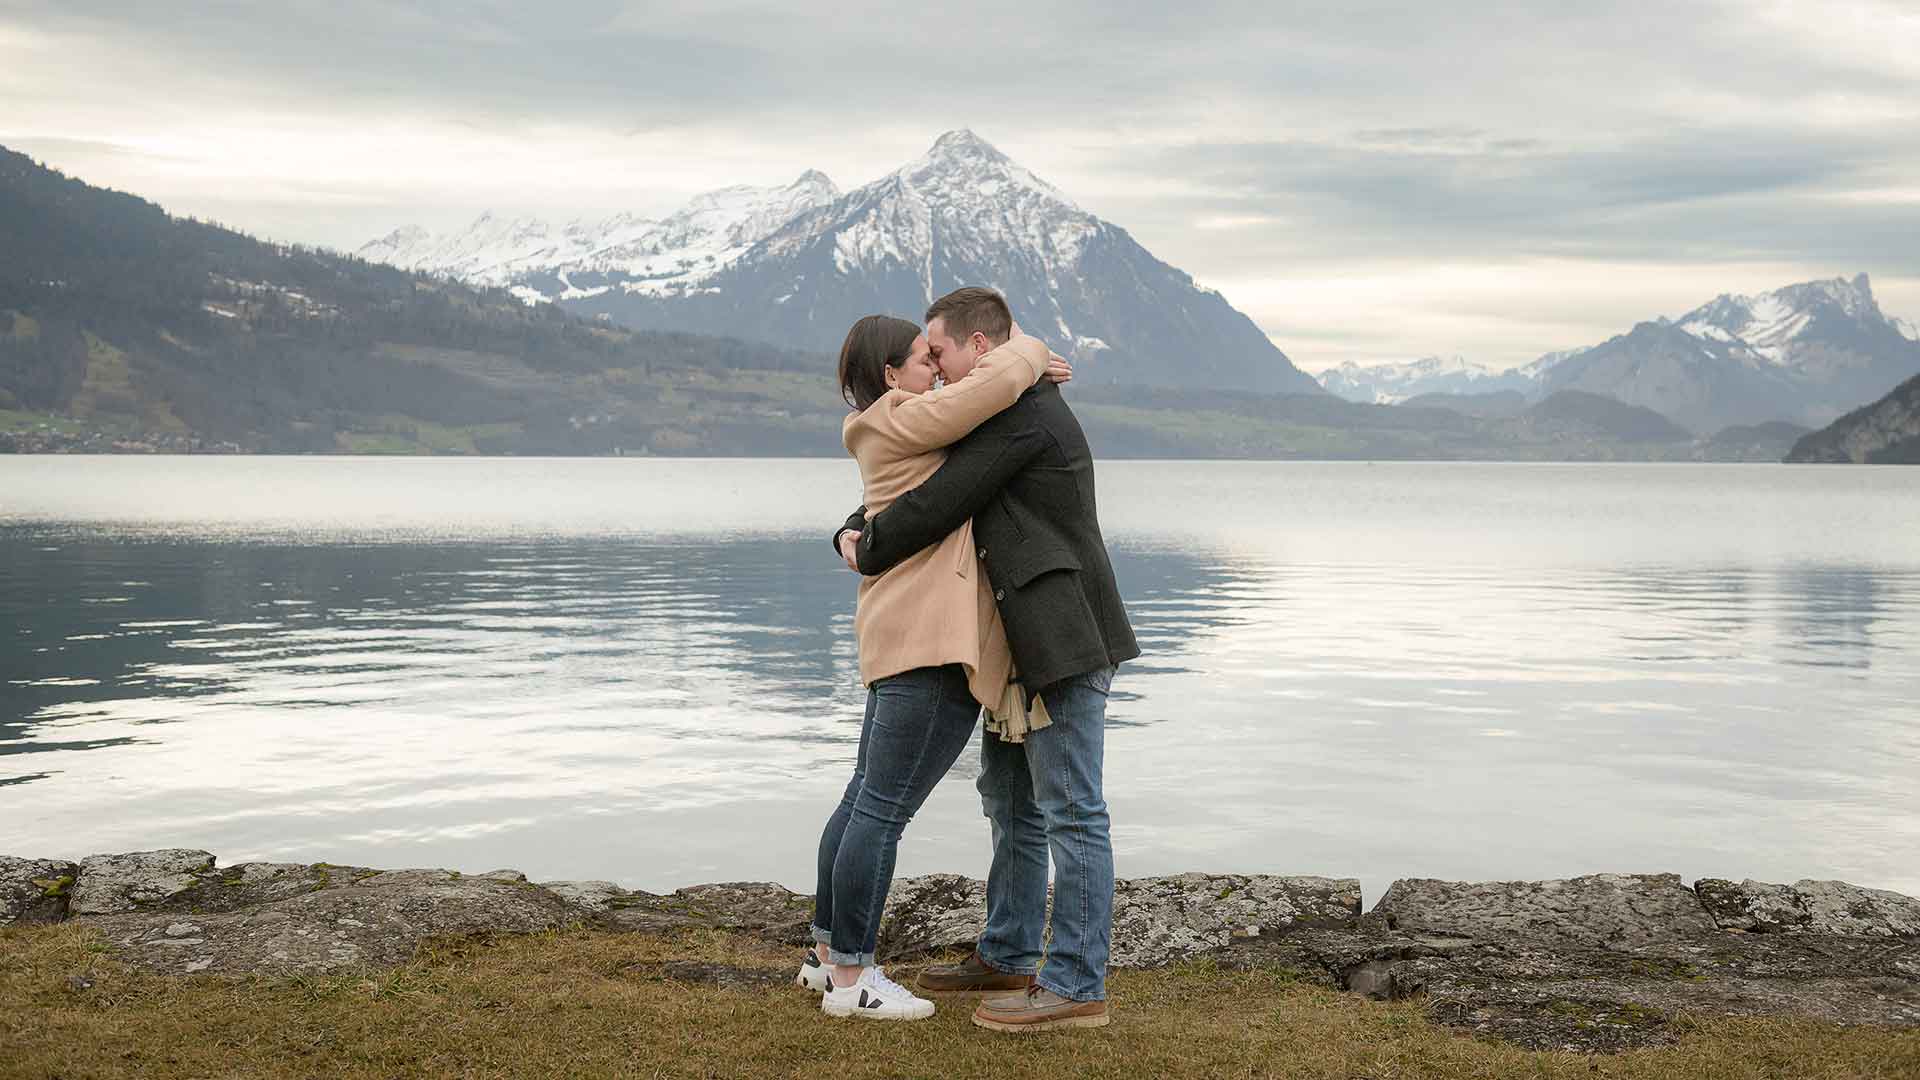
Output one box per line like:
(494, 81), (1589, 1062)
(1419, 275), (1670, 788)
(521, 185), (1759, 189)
(1, 856), (81, 925)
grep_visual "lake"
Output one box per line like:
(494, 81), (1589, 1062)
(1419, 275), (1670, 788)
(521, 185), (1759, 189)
(3, 456), (1917, 900)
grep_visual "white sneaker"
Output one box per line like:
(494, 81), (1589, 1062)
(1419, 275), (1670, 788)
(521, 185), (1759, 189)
(820, 966), (936, 1021)
(794, 948), (830, 993)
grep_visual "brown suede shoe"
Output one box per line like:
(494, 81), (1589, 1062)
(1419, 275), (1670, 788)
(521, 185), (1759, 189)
(913, 950), (1034, 996)
(971, 986), (1111, 1032)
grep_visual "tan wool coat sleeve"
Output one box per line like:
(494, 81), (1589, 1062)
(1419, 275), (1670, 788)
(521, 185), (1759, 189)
(845, 336), (1052, 467)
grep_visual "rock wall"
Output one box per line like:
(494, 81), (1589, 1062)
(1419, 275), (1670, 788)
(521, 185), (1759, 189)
(5, 849), (1916, 1053)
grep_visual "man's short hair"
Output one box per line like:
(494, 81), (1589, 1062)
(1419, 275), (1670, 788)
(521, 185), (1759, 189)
(925, 287), (1012, 347)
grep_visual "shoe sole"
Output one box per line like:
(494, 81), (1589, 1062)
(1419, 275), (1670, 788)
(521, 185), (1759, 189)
(971, 1011), (1111, 1033)
(821, 1001), (936, 1021)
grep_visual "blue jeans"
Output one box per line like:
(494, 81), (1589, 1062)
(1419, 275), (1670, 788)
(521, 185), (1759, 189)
(975, 666), (1115, 1001)
(811, 664), (979, 966)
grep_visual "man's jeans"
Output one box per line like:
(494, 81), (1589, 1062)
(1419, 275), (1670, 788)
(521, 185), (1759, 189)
(975, 665), (1115, 1001)
(811, 664), (979, 966)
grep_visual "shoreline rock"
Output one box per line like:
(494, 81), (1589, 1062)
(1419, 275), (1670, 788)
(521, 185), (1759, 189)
(1695, 877), (1920, 937)
(1372, 873), (1720, 950)
(6, 848), (1917, 1053)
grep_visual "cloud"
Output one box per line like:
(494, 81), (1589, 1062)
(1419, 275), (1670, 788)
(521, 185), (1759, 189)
(1116, 126), (1915, 259)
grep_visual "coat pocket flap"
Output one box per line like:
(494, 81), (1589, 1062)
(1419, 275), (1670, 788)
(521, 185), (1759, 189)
(999, 545), (1082, 590)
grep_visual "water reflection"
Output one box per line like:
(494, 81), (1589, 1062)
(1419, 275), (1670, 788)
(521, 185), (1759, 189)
(1776, 565), (1886, 669)
(3, 458), (1918, 898)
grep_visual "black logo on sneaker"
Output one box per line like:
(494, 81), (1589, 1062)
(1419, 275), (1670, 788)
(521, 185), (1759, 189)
(858, 989), (883, 1009)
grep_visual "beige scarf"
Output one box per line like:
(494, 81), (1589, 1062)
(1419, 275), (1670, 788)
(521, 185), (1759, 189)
(983, 674), (1053, 743)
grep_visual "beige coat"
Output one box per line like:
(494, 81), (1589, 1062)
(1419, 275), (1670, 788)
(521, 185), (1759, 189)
(843, 335), (1051, 709)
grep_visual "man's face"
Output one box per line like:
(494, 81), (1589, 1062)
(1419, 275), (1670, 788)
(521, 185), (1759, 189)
(925, 317), (987, 384)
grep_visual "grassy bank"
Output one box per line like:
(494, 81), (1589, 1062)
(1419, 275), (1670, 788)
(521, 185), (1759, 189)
(3, 922), (1915, 1079)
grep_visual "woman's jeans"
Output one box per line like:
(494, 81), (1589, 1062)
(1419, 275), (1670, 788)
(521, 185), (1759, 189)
(975, 665), (1116, 1001)
(811, 663), (979, 966)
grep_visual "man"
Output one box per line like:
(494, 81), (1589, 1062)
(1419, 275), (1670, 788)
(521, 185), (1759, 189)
(833, 286), (1139, 1032)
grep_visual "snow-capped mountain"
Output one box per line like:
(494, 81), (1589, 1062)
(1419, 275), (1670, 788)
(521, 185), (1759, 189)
(1320, 275), (1919, 433)
(1543, 273), (1920, 433)
(1516, 349), (1583, 381)
(361, 130), (1319, 395)
(1675, 275), (1884, 364)
(359, 214), (620, 287)
(356, 171), (840, 297)
(1316, 355), (1540, 404)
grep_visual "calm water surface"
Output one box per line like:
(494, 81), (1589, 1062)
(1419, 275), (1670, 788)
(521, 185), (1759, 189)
(3, 456), (1917, 899)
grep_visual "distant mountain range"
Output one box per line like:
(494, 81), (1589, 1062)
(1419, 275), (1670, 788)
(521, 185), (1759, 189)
(1316, 352), (1573, 405)
(362, 130), (1323, 396)
(1317, 275), (1920, 434)
(1, 139), (1898, 463)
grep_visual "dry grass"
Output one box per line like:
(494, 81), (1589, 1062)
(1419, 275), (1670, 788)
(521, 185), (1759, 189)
(3, 922), (1916, 1079)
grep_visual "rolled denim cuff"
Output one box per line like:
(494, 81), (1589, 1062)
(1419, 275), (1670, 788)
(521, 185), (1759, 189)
(810, 924), (833, 945)
(975, 945), (1038, 976)
(1037, 973), (1106, 1003)
(827, 946), (876, 967)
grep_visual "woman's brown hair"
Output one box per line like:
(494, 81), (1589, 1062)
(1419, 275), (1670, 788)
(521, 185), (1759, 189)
(837, 315), (921, 411)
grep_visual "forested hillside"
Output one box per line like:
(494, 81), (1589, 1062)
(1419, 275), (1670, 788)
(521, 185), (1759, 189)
(0, 146), (829, 454)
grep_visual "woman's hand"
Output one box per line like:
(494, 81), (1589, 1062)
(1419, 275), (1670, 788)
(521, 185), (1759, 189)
(838, 529), (861, 572)
(1008, 318), (1069, 382)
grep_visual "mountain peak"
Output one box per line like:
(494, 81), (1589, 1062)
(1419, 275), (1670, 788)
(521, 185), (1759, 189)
(929, 128), (1003, 160)
(1768, 273), (1878, 315)
(790, 168), (837, 193)
(1673, 272), (1891, 364)
(893, 128), (1077, 213)
(368, 224), (430, 248)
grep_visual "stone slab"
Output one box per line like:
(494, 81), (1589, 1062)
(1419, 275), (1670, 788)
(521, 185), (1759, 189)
(69, 849), (216, 915)
(1371, 873), (1718, 951)
(1699, 877), (1920, 937)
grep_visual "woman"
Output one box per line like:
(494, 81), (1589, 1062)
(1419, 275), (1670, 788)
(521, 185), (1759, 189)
(797, 314), (1067, 1021)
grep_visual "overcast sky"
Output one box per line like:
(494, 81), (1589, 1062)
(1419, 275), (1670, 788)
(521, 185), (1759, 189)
(4, 0), (1917, 371)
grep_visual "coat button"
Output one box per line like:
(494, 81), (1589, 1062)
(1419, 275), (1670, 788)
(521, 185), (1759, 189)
(977, 547), (987, 559)
(994, 589), (1005, 601)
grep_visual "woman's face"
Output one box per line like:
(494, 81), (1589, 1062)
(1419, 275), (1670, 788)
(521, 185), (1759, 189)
(885, 334), (939, 395)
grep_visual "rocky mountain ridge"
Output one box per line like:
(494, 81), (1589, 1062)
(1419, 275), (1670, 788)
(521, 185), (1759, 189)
(1785, 372), (1920, 463)
(361, 170), (842, 299)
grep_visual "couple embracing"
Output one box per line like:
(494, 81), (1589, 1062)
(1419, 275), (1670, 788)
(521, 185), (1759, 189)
(799, 287), (1138, 1032)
